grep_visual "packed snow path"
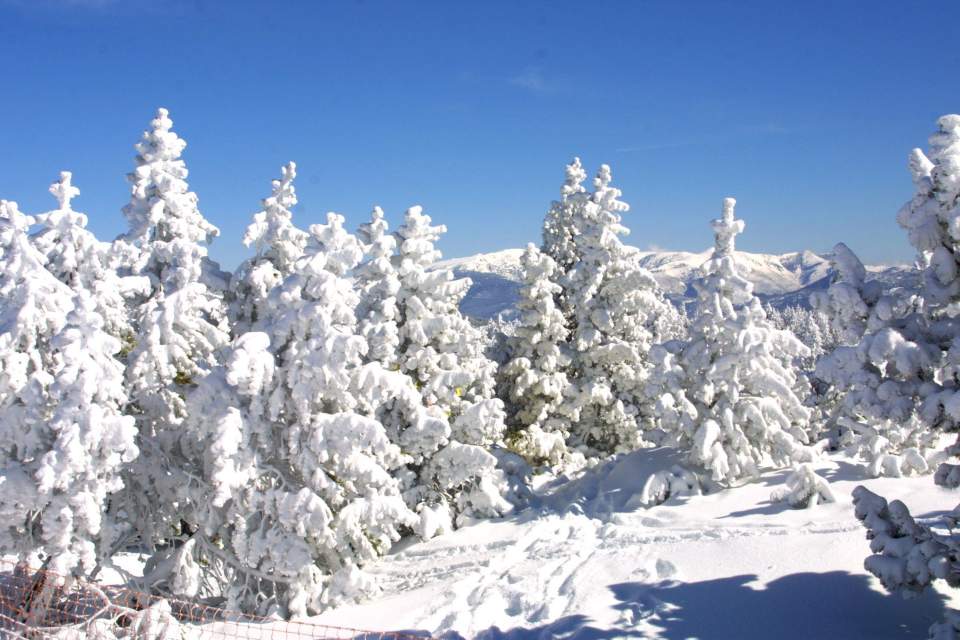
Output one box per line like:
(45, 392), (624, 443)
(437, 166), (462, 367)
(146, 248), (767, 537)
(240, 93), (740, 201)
(310, 448), (957, 639)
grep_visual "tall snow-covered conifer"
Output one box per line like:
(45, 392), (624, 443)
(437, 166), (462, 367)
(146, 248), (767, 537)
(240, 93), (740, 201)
(815, 117), (960, 477)
(118, 108), (230, 547)
(0, 200), (76, 568)
(500, 243), (574, 466)
(393, 205), (509, 524)
(28, 292), (138, 578)
(169, 213), (417, 616)
(677, 198), (813, 483)
(558, 164), (678, 454)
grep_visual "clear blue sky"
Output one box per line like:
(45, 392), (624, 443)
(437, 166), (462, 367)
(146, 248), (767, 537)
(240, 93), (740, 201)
(1, 0), (958, 269)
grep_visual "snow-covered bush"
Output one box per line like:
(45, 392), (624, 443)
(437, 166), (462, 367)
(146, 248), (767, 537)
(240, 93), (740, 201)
(230, 161), (308, 333)
(853, 486), (959, 596)
(638, 465), (702, 507)
(116, 108), (231, 548)
(675, 198), (813, 484)
(771, 464), (834, 508)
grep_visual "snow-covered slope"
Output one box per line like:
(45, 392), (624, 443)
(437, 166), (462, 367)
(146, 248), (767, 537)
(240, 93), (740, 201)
(439, 247), (915, 319)
(309, 448), (959, 639)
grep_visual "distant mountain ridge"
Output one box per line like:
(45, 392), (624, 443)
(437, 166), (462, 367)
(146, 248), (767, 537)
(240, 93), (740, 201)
(435, 247), (916, 320)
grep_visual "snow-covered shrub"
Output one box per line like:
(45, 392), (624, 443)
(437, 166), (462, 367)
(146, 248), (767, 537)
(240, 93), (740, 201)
(771, 464), (834, 508)
(675, 198), (814, 484)
(543, 160), (678, 454)
(638, 465), (702, 507)
(853, 486), (960, 598)
(116, 108), (231, 548)
(230, 161), (308, 333)
(355, 206), (401, 368)
(500, 243), (576, 466)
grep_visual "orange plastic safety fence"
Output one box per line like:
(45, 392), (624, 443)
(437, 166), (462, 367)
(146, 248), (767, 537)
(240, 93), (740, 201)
(0, 558), (430, 640)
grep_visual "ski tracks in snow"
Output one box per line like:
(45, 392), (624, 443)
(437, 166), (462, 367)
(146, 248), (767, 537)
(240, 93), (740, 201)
(417, 514), (606, 636)
(375, 510), (863, 637)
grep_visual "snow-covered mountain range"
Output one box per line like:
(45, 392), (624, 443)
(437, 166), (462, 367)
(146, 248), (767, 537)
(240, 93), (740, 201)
(436, 247), (916, 319)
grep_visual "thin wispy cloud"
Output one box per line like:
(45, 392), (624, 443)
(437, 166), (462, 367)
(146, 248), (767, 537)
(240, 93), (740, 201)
(508, 67), (550, 94)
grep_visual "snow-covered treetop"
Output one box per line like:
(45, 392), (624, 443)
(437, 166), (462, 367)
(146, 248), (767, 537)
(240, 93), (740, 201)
(711, 197), (745, 258)
(830, 242), (867, 288)
(0, 199), (33, 238)
(49, 171), (80, 211)
(592, 164), (629, 214)
(310, 212), (364, 277)
(396, 206), (446, 267)
(122, 107), (219, 247)
(357, 206), (395, 256)
(242, 161), (306, 270)
(561, 157), (587, 199)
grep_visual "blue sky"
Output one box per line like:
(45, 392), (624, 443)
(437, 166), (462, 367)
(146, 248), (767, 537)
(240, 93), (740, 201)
(1, 0), (958, 269)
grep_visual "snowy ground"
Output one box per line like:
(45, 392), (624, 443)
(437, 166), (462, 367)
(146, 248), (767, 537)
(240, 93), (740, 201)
(306, 448), (960, 639)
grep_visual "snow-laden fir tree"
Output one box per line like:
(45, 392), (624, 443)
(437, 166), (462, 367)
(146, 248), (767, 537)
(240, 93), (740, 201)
(0, 200), (73, 565)
(165, 213), (418, 616)
(810, 243), (877, 346)
(559, 163), (679, 454)
(117, 108), (231, 548)
(500, 243), (575, 466)
(31, 172), (138, 344)
(542, 156), (588, 290)
(848, 115), (960, 640)
(814, 117), (960, 477)
(675, 198), (813, 484)
(230, 161), (308, 333)
(355, 206), (401, 368)
(394, 205), (499, 416)
(393, 205), (510, 522)
(16, 292), (138, 580)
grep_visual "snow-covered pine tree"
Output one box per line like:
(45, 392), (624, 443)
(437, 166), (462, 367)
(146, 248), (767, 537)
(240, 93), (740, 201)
(117, 108), (230, 548)
(561, 164), (678, 454)
(0, 199), (75, 566)
(31, 172), (134, 344)
(231, 161), (308, 333)
(171, 213), (419, 616)
(355, 206), (401, 368)
(810, 243), (876, 346)
(814, 117), (960, 477)
(27, 292), (138, 578)
(848, 114), (960, 640)
(677, 198), (813, 484)
(394, 206), (498, 416)
(393, 205), (509, 522)
(542, 157), (588, 291)
(500, 243), (574, 466)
